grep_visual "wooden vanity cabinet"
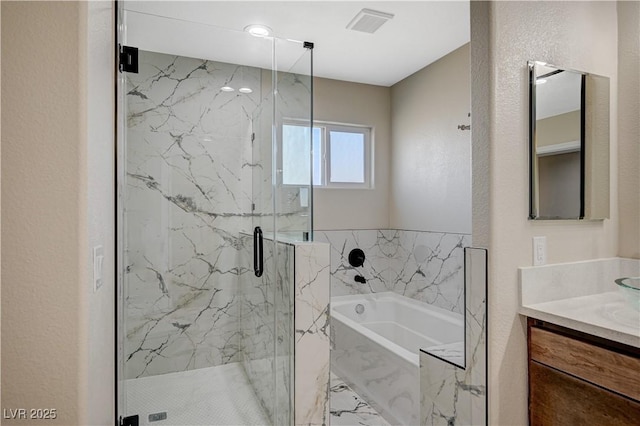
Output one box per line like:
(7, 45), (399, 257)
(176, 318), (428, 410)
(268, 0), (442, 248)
(527, 318), (640, 425)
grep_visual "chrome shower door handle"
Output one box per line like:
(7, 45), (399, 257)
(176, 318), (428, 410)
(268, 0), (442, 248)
(254, 226), (263, 277)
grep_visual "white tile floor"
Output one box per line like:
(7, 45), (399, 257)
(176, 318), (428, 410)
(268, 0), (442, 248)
(330, 373), (391, 426)
(126, 364), (389, 426)
(125, 363), (269, 426)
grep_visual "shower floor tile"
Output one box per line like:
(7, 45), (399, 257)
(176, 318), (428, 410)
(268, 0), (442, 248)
(330, 373), (391, 426)
(125, 362), (269, 426)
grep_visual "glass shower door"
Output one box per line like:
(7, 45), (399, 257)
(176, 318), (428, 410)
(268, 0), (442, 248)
(117, 8), (312, 425)
(242, 38), (314, 426)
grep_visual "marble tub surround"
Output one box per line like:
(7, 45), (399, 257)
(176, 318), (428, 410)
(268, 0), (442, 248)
(421, 248), (488, 426)
(519, 257), (640, 348)
(316, 229), (471, 314)
(330, 373), (390, 426)
(294, 242), (331, 426)
(331, 292), (449, 425)
(125, 51), (262, 379)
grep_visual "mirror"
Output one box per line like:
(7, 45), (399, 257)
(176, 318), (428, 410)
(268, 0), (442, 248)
(528, 61), (610, 220)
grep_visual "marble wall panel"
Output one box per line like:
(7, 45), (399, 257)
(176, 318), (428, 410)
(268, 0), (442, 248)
(125, 49), (322, 422)
(315, 230), (390, 297)
(316, 229), (471, 313)
(125, 51), (260, 378)
(294, 242), (331, 426)
(421, 247), (487, 425)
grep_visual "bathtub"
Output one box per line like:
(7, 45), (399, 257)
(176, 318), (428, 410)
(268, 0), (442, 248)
(331, 292), (464, 425)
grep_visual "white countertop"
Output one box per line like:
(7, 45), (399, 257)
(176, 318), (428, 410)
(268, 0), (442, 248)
(519, 258), (640, 349)
(519, 291), (640, 348)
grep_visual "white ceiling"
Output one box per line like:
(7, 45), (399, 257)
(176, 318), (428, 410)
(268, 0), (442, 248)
(124, 1), (470, 87)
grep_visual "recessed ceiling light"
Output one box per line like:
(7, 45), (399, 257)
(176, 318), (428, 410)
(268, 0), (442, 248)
(220, 86), (235, 92)
(244, 24), (272, 38)
(239, 87), (253, 94)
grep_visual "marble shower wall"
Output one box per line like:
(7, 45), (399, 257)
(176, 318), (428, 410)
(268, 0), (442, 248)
(124, 51), (261, 378)
(315, 229), (471, 313)
(294, 243), (331, 426)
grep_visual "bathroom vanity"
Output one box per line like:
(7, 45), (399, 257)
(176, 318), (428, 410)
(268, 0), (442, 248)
(519, 258), (640, 425)
(527, 318), (640, 425)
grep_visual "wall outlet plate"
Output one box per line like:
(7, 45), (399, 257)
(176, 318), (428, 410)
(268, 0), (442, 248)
(93, 245), (104, 292)
(533, 236), (547, 266)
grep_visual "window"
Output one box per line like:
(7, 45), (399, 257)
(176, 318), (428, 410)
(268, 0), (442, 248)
(282, 122), (372, 188)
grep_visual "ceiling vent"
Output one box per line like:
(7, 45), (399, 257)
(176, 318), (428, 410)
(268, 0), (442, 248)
(346, 8), (394, 34)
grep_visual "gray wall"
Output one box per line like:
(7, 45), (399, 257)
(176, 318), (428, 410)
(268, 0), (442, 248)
(313, 77), (391, 231)
(390, 44), (471, 234)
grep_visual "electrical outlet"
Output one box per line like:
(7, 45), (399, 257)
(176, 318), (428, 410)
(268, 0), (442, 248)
(533, 236), (547, 266)
(93, 245), (104, 292)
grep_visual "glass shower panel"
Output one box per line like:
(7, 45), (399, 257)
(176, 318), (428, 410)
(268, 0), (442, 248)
(274, 42), (314, 241)
(118, 9), (311, 425)
(116, 2), (127, 421)
(243, 39), (313, 425)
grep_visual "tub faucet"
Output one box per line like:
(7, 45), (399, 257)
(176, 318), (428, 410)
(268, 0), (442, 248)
(354, 275), (366, 284)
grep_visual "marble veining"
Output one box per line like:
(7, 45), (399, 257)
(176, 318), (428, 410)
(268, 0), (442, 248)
(124, 48), (326, 426)
(125, 49), (314, 380)
(125, 51), (262, 379)
(316, 229), (471, 313)
(421, 248), (488, 425)
(330, 373), (390, 426)
(294, 243), (331, 426)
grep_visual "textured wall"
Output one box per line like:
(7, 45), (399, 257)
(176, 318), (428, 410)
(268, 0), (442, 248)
(390, 44), (472, 234)
(2, 2), (85, 424)
(83, 1), (115, 423)
(474, 2), (619, 424)
(313, 77), (391, 231)
(617, 1), (640, 258)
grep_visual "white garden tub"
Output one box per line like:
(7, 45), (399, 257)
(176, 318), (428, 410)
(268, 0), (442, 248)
(331, 292), (464, 425)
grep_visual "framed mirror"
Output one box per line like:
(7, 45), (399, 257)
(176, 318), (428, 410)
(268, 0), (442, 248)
(528, 61), (610, 220)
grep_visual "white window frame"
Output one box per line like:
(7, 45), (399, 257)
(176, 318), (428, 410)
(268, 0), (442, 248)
(323, 123), (372, 189)
(282, 120), (373, 189)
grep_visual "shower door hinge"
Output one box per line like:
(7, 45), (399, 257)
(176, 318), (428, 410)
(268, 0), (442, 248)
(251, 132), (255, 143)
(120, 414), (139, 426)
(119, 44), (139, 74)
(252, 203), (256, 212)
(303, 41), (315, 49)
